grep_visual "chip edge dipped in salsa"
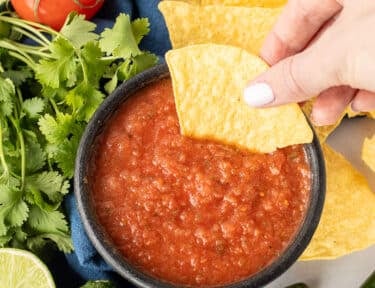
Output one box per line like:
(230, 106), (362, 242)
(89, 78), (312, 287)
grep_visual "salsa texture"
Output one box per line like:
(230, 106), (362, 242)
(90, 78), (311, 286)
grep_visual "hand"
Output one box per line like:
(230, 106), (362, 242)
(243, 0), (375, 126)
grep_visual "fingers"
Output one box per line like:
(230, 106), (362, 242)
(351, 90), (375, 112)
(244, 45), (342, 107)
(261, 0), (342, 65)
(311, 86), (356, 126)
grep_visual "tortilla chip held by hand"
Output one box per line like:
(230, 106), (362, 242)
(166, 44), (313, 153)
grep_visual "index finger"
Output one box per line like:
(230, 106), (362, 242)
(261, 0), (342, 65)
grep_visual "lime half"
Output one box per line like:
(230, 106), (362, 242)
(0, 248), (55, 288)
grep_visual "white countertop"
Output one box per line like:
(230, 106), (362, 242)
(266, 117), (375, 288)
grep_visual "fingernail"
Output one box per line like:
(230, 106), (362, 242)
(350, 101), (360, 112)
(244, 83), (274, 107)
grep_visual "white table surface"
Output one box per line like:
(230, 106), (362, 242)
(265, 117), (375, 288)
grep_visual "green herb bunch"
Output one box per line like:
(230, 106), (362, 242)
(0, 10), (158, 253)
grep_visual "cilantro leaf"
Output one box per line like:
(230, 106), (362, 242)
(72, 83), (105, 122)
(0, 77), (15, 117)
(80, 280), (116, 288)
(26, 171), (68, 203)
(27, 232), (73, 253)
(54, 134), (81, 179)
(132, 18), (150, 44)
(0, 184), (29, 235)
(36, 37), (77, 88)
(60, 13), (98, 49)
(99, 13), (142, 58)
(2, 66), (32, 86)
(26, 205), (72, 252)
(22, 97), (45, 119)
(38, 113), (75, 144)
(25, 138), (46, 174)
(80, 42), (107, 87)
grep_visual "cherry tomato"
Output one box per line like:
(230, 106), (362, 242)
(10, 0), (105, 31)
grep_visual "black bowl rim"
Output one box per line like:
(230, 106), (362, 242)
(74, 63), (326, 288)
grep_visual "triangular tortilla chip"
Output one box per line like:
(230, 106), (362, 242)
(301, 143), (375, 260)
(159, 1), (282, 55)
(166, 44), (313, 153)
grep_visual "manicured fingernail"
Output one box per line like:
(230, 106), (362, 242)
(244, 83), (274, 107)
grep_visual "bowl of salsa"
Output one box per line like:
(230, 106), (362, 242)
(74, 64), (326, 288)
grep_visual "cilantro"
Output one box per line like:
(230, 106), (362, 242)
(0, 11), (157, 254)
(80, 280), (116, 288)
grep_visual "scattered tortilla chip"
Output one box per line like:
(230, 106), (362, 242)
(181, 0), (287, 7)
(362, 135), (375, 172)
(301, 143), (375, 260)
(159, 1), (282, 55)
(166, 44), (313, 153)
(302, 99), (344, 142)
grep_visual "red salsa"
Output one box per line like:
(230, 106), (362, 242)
(90, 78), (311, 286)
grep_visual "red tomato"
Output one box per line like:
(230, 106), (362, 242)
(11, 0), (105, 31)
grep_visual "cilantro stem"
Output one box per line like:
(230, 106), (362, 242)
(13, 42), (53, 59)
(9, 117), (25, 191)
(0, 14), (55, 45)
(49, 98), (60, 115)
(0, 40), (35, 65)
(12, 26), (49, 48)
(78, 56), (89, 84)
(0, 123), (9, 176)
(8, 51), (36, 70)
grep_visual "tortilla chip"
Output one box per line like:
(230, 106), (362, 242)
(166, 44), (313, 153)
(181, 0), (287, 7)
(345, 106), (366, 118)
(367, 110), (375, 119)
(159, 1), (282, 55)
(362, 135), (375, 172)
(301, 99), (344, 142)
(301, 143), (375, 260)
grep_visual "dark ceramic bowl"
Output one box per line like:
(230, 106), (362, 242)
(75, 63), (326, 288)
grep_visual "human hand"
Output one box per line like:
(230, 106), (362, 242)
(243, 0), (375, 126)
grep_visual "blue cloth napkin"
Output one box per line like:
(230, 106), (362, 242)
(64, 0), (171, 284)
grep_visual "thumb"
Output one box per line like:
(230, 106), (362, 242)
(243, 47), (341, 107)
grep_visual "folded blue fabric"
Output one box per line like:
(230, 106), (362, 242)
(64, 0), (171, 283)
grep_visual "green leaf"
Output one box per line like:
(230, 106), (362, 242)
(0, 77), (15, 117)
(131, 18), (150, 44)
(0, 233), (12, 247)
(36, 37), (77, 88)
(80, 41), (107, 87)
(80, 280), (116, 288)
(38, 113), (75, 144)
(26, 205), (73, 252)
(26, 171), (68, 203)
(104, 71), (118, 94)
(54, 134), (82, 179)
(22, 97), (45, 119)
(60, 14), (98, 49)
(27, 232), (73, 253)
(25, 138), (46, 174)
(119, 52), (158, 81)
(99, 13), (141, 58)
(0, 184), (29, 235)
(72, 83), (105, 122)
(1, 66), (33, 86)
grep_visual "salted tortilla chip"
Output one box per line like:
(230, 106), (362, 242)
(301, 99), (344, 142)
(301, 143), (375, 260)
(166, 44), (313, 153)
(159, 1), (282, 55)
(362, 135), (375, 172)
(367, 110), (375, 119)
(181, 0), (287, 7)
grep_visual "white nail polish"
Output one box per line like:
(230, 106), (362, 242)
(243, 83), (274, 107)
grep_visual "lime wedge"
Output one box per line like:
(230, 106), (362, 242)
(0, 248), (55, 288)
